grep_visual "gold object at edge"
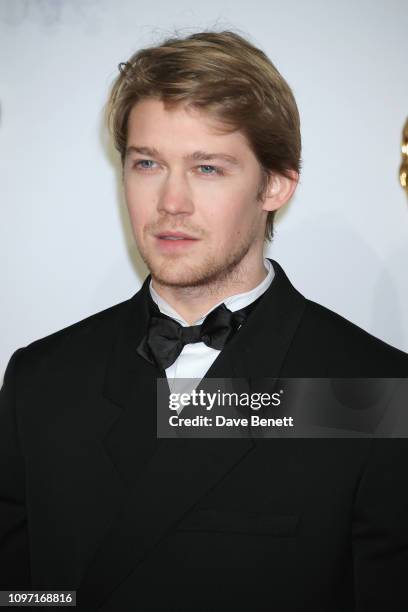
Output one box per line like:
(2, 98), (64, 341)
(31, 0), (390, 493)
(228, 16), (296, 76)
(400, 117), (408, 196)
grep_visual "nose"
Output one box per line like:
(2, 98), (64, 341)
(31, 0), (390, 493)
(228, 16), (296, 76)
(157, 171), (194, 216)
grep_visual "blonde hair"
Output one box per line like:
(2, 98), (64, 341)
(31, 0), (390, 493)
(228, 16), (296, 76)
(106, 30), (301, 242)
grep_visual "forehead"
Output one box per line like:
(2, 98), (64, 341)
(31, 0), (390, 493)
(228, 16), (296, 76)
(126, 98), (252, 155)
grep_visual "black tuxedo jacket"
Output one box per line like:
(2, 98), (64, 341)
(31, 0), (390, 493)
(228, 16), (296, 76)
(1, 259), (408, 611)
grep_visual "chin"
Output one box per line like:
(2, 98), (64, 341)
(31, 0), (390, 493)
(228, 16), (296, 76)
(138, 241), (201, 284)
(139, 237), (254, 289)
(150, 261), (210, 288)
(148, 257), (246, 290)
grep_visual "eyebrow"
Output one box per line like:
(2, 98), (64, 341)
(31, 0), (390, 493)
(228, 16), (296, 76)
(125, 145), (240, 166)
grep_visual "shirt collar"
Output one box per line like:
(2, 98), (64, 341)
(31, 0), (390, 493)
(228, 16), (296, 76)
(149, 258), (275, 326)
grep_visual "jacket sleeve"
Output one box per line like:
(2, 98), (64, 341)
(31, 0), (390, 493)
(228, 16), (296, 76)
(0, 348), (31, 589)
(352, 437), (408, 611)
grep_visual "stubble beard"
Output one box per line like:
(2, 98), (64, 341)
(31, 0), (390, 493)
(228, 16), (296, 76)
(137, 227), (259, 293)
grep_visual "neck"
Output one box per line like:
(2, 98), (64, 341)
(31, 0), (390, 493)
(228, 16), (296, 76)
(150, 255), (269, 325)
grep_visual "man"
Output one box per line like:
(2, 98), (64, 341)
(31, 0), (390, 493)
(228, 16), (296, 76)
(1, 30), (407, 612)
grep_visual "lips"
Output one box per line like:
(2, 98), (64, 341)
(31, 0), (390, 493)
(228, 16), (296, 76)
(154, 231), (200, 252)
(156, 231), (198, 240)
(161, 237), (189, 240)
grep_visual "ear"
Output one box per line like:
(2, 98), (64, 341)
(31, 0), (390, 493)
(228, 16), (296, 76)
(261, 170), (299, 212)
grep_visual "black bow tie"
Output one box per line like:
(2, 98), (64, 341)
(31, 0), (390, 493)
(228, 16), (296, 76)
(136, 292), (263, 370)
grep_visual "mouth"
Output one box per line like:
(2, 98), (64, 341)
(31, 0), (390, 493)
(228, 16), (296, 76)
(156, 231), (198, 240)
(154, 231), (200, 251)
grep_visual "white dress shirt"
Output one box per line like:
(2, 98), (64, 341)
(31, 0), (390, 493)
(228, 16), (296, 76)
(149, 258), (275, 394)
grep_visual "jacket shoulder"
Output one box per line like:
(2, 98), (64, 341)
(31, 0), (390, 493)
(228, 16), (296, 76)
(9, 295), (135, 373)
(293, 298), (408, 376)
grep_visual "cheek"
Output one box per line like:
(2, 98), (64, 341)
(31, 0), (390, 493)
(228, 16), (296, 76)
(125, 185), (152, 231)
(205, 210), (242, 247)
(207, 191), (255, 232)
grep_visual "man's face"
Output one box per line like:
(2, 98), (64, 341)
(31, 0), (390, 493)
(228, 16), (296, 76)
(123, 97), (268, 288)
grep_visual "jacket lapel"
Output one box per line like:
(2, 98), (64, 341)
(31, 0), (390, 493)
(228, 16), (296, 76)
(77, 259), (307, 609)
(202, 259), (306, 381)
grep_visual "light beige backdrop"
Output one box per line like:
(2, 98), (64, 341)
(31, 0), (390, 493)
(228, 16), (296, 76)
(1, 0), (407, 380)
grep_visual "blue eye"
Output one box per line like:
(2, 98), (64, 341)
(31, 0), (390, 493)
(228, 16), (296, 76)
(198, 165), (224, 176)
(134, 159), (156, 170)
